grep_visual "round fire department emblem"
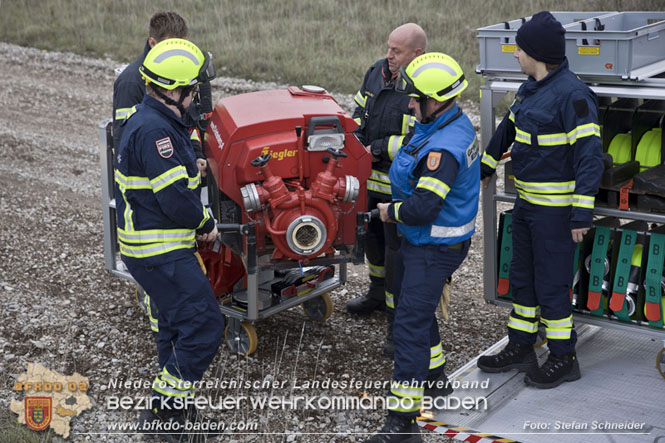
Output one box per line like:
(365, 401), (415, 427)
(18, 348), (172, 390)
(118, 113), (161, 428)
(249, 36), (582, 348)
(427, 151), (442, 171)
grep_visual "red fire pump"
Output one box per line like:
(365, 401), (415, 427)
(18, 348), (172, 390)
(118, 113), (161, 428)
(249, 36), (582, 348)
(198, 85), (372, 354)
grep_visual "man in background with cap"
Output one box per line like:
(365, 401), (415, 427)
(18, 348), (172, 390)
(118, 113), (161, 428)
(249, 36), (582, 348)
(477, 11), (603, 388)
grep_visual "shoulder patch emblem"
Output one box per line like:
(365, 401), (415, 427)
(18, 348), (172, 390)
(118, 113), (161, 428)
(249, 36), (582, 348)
(155, 137), (173, 158)
(427, 151), (442, 171)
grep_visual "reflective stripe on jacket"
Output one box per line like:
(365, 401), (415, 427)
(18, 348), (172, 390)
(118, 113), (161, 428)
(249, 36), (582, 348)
(353, 58), (415, 198)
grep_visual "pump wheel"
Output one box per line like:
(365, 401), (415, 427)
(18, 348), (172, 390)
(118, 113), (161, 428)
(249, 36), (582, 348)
(657, 348), (665, 380)
(224, 321), (258, 356)
(534, 322), (547, 348)
(302, 293), (334, 322)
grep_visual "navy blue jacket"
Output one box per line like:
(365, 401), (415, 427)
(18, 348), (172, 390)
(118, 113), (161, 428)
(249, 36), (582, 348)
(481, 59), (603, 228)
(113, 42), (150, 150)
(353, 59), (415, 198)
(114, 95), (213, 267)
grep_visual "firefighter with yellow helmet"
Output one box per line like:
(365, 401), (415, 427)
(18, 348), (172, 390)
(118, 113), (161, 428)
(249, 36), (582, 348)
(114, 38), (222, 436)
(369, 52), (480, 442)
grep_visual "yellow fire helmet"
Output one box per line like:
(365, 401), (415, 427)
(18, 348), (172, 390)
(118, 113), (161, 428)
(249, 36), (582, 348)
(140, 38), (206, 90)
(397, 52), (467, 102)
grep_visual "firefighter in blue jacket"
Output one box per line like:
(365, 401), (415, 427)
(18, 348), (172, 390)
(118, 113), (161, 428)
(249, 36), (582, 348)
(114, 38), (222, 433)
(476, 11), (604, 389)
(368, 52), (479, 443)
(348, 23), (426, 358)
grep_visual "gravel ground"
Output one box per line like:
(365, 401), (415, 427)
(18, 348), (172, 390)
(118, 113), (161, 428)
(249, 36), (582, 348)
(0, 42), (509, 442)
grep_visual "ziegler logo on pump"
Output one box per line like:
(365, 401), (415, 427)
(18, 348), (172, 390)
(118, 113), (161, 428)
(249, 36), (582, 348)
(155, 137), (174, 158)
(261, 146), (297, 161)
(25, 397), (52, 431)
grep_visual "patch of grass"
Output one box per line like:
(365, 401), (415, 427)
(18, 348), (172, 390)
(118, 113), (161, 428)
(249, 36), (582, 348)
(1, 0), (663, 100)
(0, 407), (55, 443)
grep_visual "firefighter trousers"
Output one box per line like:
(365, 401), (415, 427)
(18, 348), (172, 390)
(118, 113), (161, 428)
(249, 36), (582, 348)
(390, 239), (469, 417)
(509, 199), (577, 355)
(366, 193), (400, 310)
(126, 253), (224, 403)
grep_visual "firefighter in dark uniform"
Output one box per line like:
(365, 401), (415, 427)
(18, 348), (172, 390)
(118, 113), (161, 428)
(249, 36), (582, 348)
(347, 23), (426, 357)
(477, 11), (604, 389)
(368, 52), (480, 443)
(112, 11), (211, 336)
(114, 38), (222, 434)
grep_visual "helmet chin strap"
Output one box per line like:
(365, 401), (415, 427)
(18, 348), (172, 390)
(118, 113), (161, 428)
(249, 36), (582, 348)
(420, 97), (454, 124)
(152, 85), (191, 117)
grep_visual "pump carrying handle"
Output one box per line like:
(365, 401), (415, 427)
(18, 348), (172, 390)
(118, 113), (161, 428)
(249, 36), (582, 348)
(306, 116), (343, 139)
(215, 222), (256, 239)
(353, 210), (379, 264)
(251, 154), (271, 167)
(357, 209), (380, 224)
(326, 147), (347, 159)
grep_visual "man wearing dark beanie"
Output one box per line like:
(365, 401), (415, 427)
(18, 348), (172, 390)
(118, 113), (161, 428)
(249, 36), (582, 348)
(477, 11), (604, 389)
(515, 10), (566, 65)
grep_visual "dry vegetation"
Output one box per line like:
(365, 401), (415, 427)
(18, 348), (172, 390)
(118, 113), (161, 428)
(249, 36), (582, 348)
(1, 0), (663, 99)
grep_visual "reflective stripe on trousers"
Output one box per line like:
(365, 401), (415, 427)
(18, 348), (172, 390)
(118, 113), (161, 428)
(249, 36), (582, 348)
(125, 254), (224, 403)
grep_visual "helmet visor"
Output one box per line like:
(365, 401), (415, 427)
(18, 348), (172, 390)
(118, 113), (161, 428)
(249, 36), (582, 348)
(197, 52), (216, 83)
(395, 66), (420, 98)
(396, 66), (429, 102)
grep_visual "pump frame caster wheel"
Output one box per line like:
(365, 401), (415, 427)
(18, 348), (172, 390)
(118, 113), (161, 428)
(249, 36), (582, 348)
(224, 319), (258, 356)
(657, 347), (665, 380)
(302, 292), (334, 322)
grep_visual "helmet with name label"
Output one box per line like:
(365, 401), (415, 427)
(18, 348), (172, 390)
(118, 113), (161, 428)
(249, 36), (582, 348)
(140, 38), (208, 90)
(396, 52), (467, 102)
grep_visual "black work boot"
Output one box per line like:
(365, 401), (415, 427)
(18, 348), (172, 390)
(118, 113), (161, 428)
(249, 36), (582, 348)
(347, 283), (385, 315)
(364, 414), (422, 443)
(139, 404), (220, 442)
(477, 341), (537, 373)
(524, 352), (581, 389)
(383, 309), (395, 357)
(139, 406), (188, 443)
(424, 370), (454, 399)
